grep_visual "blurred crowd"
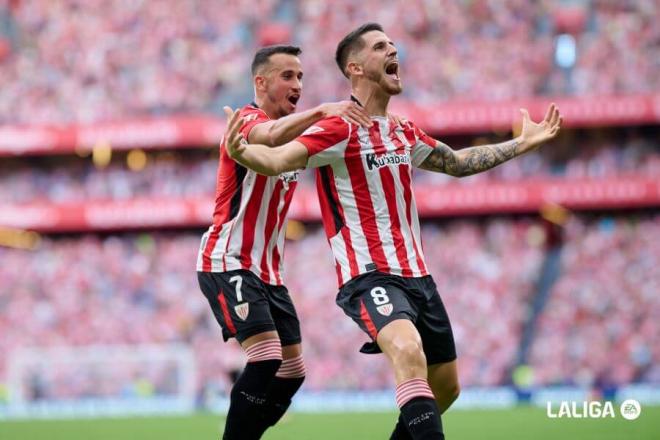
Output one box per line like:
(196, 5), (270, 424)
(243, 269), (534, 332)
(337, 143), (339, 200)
(1, 129), (658, 205)
(1, 214), (658, 401)
(0, 0), (657, 124)
(529, 216), (660, 386)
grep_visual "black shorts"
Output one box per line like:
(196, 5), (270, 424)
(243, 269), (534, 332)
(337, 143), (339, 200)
(336, 271), (457, 365)
(197, 269), (301, 345)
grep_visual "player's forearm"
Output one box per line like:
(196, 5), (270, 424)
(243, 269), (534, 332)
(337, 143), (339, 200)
(452, 137), (527, 176)
(233, 144), (287, 176)
(421, 137), (527, 177)
(262, 106), (326, 146)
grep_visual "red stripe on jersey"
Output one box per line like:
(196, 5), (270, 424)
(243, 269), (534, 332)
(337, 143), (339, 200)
(317, 166), (359, 279)
(271, 181), (297, 285)
(360, 299), (378, 340)
(217, 291), (237, 335)
(203, 159), (242, 271)
(345, 130), (390, 272)
(259, 179), (284, 284)
(368, 124), (412, 277)
(398, 163), (428, 275)
(239, 175), (268, 270)
(202, 226), (220, 272)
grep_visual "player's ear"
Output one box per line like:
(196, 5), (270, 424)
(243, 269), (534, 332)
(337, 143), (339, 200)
(254, 74), (267, 93)
(346, 61), (363, 77)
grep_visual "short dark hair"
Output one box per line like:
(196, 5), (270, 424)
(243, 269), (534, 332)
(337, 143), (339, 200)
(251, 45), (302, 76)
(335, 23), (384, 78)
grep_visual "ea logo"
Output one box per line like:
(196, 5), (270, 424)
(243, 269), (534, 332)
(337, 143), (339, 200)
(619, 399), (641, 420)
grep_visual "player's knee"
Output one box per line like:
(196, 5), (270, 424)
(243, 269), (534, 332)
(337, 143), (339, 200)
(391, 339), (426, 372)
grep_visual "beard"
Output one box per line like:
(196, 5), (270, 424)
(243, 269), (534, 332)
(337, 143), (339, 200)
(364, 68), (402, 95)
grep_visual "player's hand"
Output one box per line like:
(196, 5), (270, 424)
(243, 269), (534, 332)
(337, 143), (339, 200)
(518, 103), (562, 153)
(321, 101), (372, 127)
(388, 113), (406, 126)
(223, 106), (246, 160)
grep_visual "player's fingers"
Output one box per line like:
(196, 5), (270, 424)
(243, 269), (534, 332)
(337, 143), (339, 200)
(343, 113), (361, 127)
(520, 108), (531, 122)
(353, 106), (371, 126)
(225, 108), (241, 133)
(546, 103), (557, 123)
(223, 106), (233, 119)
(550, 108), (561, 127)
(228, 117), (244, 144)
(350, 108), (371, 127)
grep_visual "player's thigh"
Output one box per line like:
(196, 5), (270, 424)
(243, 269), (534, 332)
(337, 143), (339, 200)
(197, 270), (277, 343)
(336, 272), (418, 345)
(267, 285), (302, 347)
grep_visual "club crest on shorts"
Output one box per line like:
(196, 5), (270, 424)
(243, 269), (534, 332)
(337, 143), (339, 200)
(376, 303), (393, 316)
(234, 303), (249, 320)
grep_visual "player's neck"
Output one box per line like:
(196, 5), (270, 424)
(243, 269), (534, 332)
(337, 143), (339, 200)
(253, 96), (280, 119)
(351, 85), (390, 117)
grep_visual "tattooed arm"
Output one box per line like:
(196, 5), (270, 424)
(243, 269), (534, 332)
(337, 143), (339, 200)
(419, 103), (563, 177)
(419, 138), (522, 176)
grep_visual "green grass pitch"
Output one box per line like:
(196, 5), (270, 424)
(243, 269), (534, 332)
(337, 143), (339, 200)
(1, 406), (657, 439)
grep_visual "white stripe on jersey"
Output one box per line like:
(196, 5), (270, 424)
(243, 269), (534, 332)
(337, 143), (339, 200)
(247, 177), (275, 275)
(221, 171), (256, 271)
(356, 123), (401, 272)
(381, 125), (423, 275)
(330, 160), (373, 274)
(328, 230), (351, 284)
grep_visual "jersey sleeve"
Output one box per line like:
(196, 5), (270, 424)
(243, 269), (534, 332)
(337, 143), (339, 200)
(407, 121), (436, 167)
(295, 116), (351, 169)
(239, 106), (270, 139)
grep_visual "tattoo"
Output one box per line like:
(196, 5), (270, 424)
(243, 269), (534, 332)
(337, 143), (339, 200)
(420, 139), (520, 176)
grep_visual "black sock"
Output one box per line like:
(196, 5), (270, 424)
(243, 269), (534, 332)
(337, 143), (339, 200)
(399, 397), (444, 440)
(265, 376), (305, 425)
(222, 359), (281, 440)
(390, 413), (414, 440)
(250, 375), (305, 437)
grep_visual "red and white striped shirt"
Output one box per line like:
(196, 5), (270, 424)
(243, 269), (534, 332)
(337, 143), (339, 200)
(197, 104), (299, 286)
(296, 115), (436, 287)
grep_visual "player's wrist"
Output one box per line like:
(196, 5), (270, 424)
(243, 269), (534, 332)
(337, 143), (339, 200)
(515, 135), (534, 154)
(315, 103), (330, 120)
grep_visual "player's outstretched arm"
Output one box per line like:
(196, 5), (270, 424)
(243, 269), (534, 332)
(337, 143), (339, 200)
(420, 103), (562, 177)
(223, 106), (309, 176)
(249, 101), (371, 146)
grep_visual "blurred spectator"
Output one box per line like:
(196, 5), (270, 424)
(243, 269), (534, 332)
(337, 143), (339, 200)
(0, 0), (657, 124)
(2, 214), (657, 400)
(529, 215), (660, 386)
(1, 129), (657, 204)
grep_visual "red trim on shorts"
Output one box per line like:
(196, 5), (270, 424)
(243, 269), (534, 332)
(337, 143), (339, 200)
(360, 299), (378, 340)
(217, 291), (237, 335)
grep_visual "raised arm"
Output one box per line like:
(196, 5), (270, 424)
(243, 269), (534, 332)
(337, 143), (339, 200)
(419, 103), (562, 176)
(224, 107), (309, 176)
(248, 101), (370, 146)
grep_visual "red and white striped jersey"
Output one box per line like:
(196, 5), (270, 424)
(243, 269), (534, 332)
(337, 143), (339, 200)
(197, 104), (299, 286)
(296, 115), (436, 287)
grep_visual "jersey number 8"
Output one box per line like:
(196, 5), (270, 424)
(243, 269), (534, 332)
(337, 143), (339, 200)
(370, 286), (390, 305)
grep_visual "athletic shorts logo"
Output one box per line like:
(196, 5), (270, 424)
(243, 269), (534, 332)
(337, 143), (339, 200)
(376, 303), (393, 316)
(234, 303), (249, 320)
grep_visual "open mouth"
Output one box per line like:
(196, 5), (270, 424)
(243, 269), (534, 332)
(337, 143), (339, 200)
(288, 95), (300, 106)
(385, 61), (399, 80)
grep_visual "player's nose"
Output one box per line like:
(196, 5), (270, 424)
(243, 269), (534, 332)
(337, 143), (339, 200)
(387, 43), (398, 58)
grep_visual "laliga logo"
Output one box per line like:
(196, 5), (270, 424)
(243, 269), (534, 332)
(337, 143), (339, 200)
(546, 399), (641, 420)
